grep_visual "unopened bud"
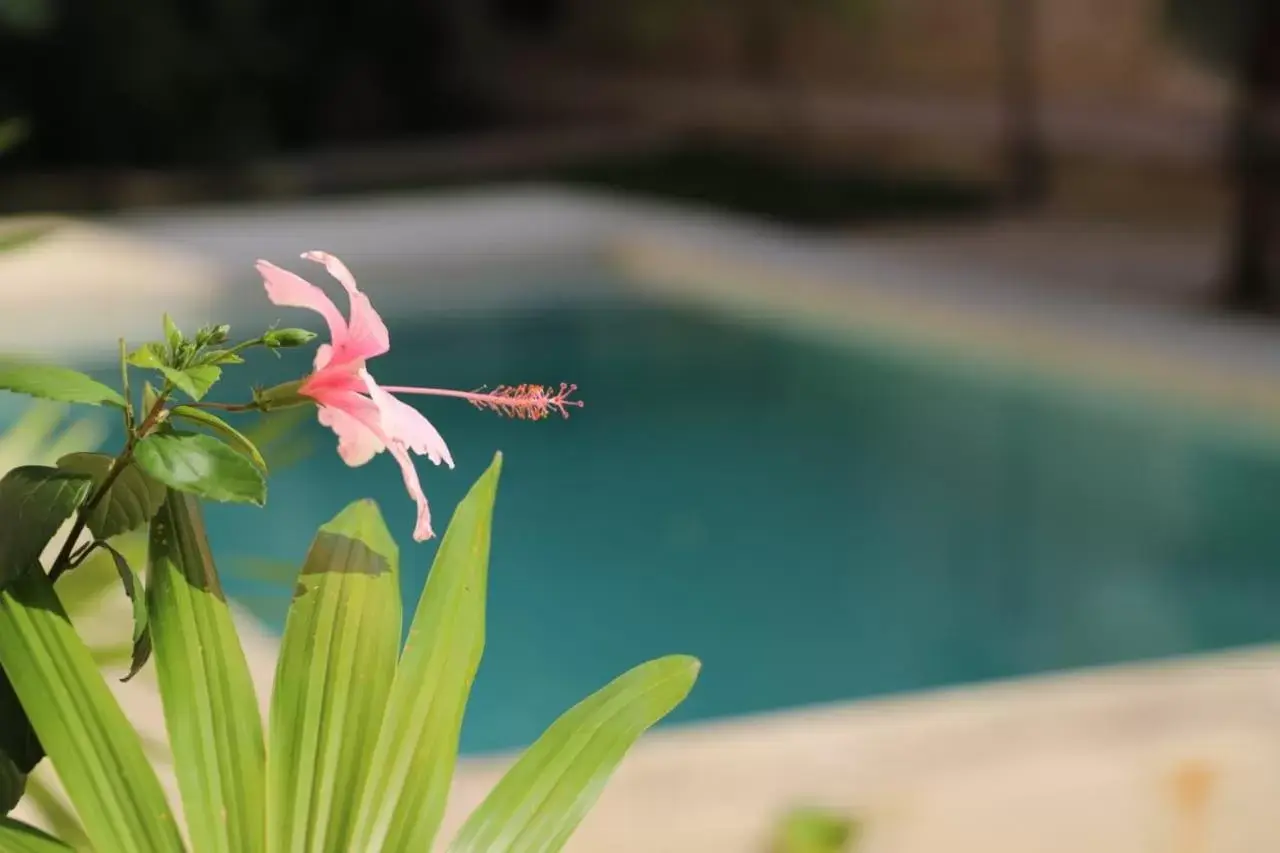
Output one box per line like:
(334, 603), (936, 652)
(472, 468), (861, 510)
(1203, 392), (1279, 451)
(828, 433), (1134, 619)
(253, 379), (311, 411)
(263, 328), (317, 349)
(201, 324), (231, 345)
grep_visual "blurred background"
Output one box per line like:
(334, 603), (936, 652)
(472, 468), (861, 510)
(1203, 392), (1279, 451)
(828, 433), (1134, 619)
(3, 1), (1280, 851)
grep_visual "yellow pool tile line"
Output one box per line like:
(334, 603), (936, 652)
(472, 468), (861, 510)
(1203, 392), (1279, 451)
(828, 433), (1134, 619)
(610, 238), (1280, 431)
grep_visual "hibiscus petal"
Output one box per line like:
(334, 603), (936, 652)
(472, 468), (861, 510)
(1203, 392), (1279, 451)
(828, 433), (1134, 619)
(361, 370), (454, 468)
(302, 251), (390, 364)
(388, 441), (434, 541)
(256, 260), (347, 343)
(313, 391), (386, 467)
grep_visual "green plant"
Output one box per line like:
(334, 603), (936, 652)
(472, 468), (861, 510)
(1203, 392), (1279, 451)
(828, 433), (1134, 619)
(771, 807), (860, 853)
(0, 289), (697, 850)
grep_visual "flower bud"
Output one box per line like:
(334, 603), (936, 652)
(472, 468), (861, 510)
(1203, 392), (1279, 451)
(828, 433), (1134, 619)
(263, 328), (317, 349)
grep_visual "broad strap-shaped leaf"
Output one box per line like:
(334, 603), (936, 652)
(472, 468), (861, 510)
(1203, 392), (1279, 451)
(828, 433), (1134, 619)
(0, 360), (126, 408)
(0, 565), (182, 851)
(449, 655), (700, 853)
(55, 453), (167, 540)
(267, 500), (402, 853)
(0, 663), (42, 813)
(135, 430), (266, 506)
(0, 466), (92, 588)
(158, 366), (220, 403)
(21, 772), (92, 850)
(100, 542), (150, 683)
(147, 490), (265, 853)
(348, 454), (502, 852)
(0, 816), (74, 852)
(170, 406), (267, 471)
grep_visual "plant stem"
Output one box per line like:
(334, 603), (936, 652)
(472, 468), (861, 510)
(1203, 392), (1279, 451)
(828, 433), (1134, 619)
(192, 400), (258, 412)
(48, 387), (171, 584)
(119, 337), (133, 435)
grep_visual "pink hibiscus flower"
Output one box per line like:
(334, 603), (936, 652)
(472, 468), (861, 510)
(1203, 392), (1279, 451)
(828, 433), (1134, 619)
(256, 251), (580, 541)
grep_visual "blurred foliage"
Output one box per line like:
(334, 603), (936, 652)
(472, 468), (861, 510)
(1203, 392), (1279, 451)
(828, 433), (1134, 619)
(0, 0), (54, 35)
(615, 0), (878, 78)
(545, 144), (996, 227)
(0, 118), (28, 156)
(0, 0), (487, 169)
(1161, 0), (1246, 74)
(771, 807), (860, 853)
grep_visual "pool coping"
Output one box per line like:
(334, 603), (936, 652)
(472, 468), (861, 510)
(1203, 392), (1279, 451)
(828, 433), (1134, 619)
(99, 185), (1280, 429)
(7, 187), (1280, 849)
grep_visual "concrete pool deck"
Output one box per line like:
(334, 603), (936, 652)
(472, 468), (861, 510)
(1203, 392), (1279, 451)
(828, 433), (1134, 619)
(4, 188), (1280, 850)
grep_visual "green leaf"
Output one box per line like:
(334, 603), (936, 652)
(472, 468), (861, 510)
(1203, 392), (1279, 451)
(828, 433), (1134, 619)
(0, 663), (42, 813)
(449, 655), (700, 853)
(142, 382), (160, 415)
(135, 431), (266, 506)
(267, 499), (401, 853)
(158, 365), (220, 403)
(0, 816), (74, 852)
(18, 776), (90, 851)
(771, 807), (859, 853)
(125, 344), (166, 370)
(55, 453), (167, 540)
(163, 314), (182, 353)
(0, 360), (126, 408)
(170, 407), (267, 471)
(0, 224), (55, 255)
(98, 542), (150, 683)
(0, 566), (182, 851)
(147, 490), (265, 853)
(0, 466), (92, 588)
(349, 454), (502, 852)
(197, 350), (244, 366)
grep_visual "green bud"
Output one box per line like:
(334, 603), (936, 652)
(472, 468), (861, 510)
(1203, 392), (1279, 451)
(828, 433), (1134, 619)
(253, 379), (311, 411)
(198, 324), (231, 345)
(263, 328), (317, 349)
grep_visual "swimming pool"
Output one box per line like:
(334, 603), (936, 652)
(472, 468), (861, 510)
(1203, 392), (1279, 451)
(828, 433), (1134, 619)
(45, 268), (1280, 755)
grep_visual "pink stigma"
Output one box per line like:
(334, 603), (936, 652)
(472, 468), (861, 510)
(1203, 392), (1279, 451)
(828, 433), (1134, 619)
(380, 382), (583, 421)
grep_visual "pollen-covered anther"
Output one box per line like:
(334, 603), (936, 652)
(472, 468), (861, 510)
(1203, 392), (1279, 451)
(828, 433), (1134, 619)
(466, 383), (583, 421)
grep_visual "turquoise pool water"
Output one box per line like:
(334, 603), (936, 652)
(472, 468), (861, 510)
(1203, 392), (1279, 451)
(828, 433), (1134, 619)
(53, 288), (1280, 753)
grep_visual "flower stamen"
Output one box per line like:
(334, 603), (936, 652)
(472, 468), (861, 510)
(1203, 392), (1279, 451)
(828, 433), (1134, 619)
(381, 382), (583, 421)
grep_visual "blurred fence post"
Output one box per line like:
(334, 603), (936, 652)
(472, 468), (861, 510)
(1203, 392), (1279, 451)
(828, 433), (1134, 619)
(999, 0), (1049, 209)
(1223, 0), (1280, 311)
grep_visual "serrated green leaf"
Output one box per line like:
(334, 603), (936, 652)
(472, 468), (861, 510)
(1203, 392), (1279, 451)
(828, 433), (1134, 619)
(98, 542), (149, 684)
(148, 490), (265, 853)
(0, 565), (182, 851)
(171, 407), (267, 471)
(125, 344), (166, 369)
(142, 382), (160, 417)
(0, 466), (92, 588)
(55, 453), (166, 540)
(267, 499), (401, 853)
(135, 431), (266, 506)
(0, 816), (74, 852)
(449, 655), (700, 853)
(349, 454), (501, 852)
(0, 360), (125, 409)
(158, 365), (220, 402)
(0, 663), (42, 813)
